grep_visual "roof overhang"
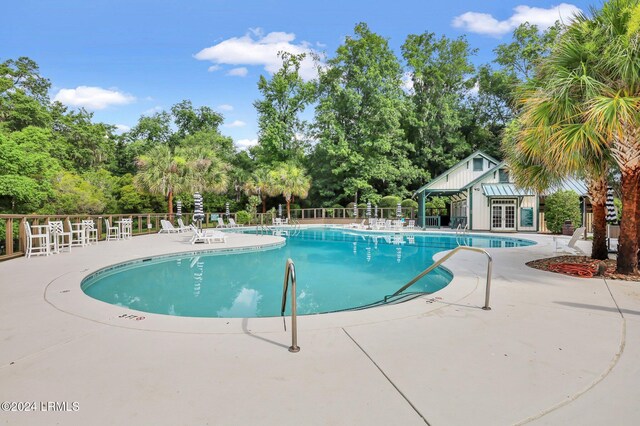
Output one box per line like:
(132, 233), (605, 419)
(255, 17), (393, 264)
(481, 183), (535, 197)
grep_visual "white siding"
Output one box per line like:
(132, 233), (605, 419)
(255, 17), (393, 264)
(471, 184), (491, 231)
(427, 157), (496, 190)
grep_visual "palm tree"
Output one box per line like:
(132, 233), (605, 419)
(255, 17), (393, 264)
(179, 146), (230, 195)
(504, 120), (611, 261)
(269, 163), (311, 219)
(244, 168), (278, 213)
(134, 145), (186, 216)
(509, 0), (640, 273)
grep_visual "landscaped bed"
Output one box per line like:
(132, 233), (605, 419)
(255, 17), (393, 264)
(527, 255), (640, 281)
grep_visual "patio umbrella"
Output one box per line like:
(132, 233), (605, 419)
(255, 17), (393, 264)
(606, 187), (617, 224)
(396, 202), (402, 219)
(176, 200), (182, 218)
(193, 192), (204, 229)
(225, 202), (230, 218)
(366, 201), (371, 218)
(374, 205), (378, 218)
(278, 204), (282, 218)
(353, 202), (358, 219)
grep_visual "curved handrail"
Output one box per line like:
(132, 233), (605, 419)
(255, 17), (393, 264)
(391, 246), (493, 310)
(280, 258), (300, 353)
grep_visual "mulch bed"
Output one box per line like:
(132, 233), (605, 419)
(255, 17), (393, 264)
(526, 255), (640, 281)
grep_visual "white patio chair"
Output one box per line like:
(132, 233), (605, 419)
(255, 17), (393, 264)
(82, 220), (98, 244)
(119, 218), (133, 239)
(104, 218), (120, 241)
(159, 219), (179, 234)
(177, 218), (191, 233)
(49, 220), (71, 253)
(217, 217), (227, 228)
(406, 220), (415, 230)
(24, 221), (50, 257)
(189, 226), (227, 244)
(227, 218), (240, 227)
(66, 218), (86, 247)
(554, 227), (586, 254)
(347, 219), (365, 229)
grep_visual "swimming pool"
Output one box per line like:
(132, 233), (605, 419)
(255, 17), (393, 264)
(81, 228), (534, 318)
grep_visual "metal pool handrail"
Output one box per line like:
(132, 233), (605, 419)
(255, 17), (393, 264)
(391, 246), (493, 310)
(280, 258), (300, 353)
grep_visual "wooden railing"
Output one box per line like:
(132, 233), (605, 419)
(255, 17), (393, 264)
(0, 207), (420, 261)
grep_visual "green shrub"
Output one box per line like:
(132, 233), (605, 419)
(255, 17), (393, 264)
(544, 190), (582, 233)
(379, 195), (401, 208)
(401, 199), (418, 210)
(235, 210), (251, 225)
(425, 196), (448, 215)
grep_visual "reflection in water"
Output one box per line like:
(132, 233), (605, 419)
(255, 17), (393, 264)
(190, 256), (203, 298)
(216, 288), (262, 317)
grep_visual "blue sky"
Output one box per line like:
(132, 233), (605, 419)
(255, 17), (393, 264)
(3, 0), (593, 149)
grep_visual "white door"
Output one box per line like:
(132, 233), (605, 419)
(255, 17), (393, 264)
(491, 200), (516, 231)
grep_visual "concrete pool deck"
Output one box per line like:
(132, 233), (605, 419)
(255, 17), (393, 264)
(0, 229), (638, 425)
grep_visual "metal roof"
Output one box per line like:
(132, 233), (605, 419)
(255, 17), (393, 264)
(482, 183), (535, 197)
(544, 178), (589, 197)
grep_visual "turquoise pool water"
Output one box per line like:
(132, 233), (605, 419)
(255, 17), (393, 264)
(82, 228), (534, 318)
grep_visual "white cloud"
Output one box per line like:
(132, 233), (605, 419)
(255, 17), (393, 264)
(143, 105), (163, 115)
(235, 138), (258, 150)
(225, 120), (246, 128)
(217, 104), (234, 111)
(452, 3), (581, 37)
(53, 86), (135, 110)
(208, 64), (222, 72)
(227, 67), (248, 77)
(194, 28), (321, 80)
(114, 124), (131, 133)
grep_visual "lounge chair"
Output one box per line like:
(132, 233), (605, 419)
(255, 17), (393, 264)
(554, 227), (586, 254)
(217, 217), (227, 228)
(189, 226), (227, 244)
(159, 219), (180, 234)
(347, 219), (365, 229)
(227, 218), (240, 227)
(177, 218), (191, 233)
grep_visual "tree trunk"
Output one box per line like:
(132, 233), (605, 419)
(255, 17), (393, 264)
(262, 196), (267, 214)
(587, 176), (608, 260)
(168, 190), (174, 219)
(617, 171), (639, 274)
(286, 199), (291, 220)
(591, 200), (608, 260)
(637, 179), (640, 267)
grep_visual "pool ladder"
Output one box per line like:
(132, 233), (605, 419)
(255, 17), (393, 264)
(281, 258), (300, 353)
(390, 246), (493, 310)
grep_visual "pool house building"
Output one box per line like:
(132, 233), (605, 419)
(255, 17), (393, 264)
(415, 151), (589, 232)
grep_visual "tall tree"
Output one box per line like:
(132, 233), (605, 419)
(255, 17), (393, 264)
(0, 57), (52, 131)
(313, 23), (420, 204)
(134, 145), (186, 216)
(244, 168), (278, 213)
(402, 32), (476, 177)
(509, 0), (640, 273)
(270, 163), (311, 219)
(253, 52), (317, 165)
